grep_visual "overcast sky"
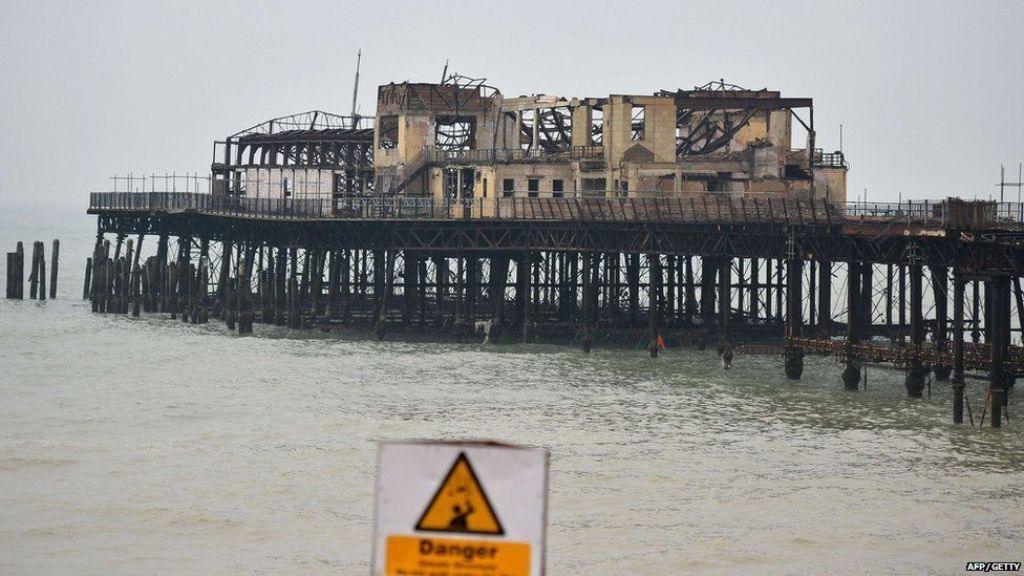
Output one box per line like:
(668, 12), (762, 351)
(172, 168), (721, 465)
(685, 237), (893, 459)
(1, 0), (1022, 204)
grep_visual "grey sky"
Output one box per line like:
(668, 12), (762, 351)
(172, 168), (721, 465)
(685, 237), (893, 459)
(1, 0), (1021, 204)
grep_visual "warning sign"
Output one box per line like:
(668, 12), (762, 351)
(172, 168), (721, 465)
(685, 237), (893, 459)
(415, 452), (504, 535)
(372, 441), (549, 576)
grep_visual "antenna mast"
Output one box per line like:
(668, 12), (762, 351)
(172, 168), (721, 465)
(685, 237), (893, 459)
(351, 50), (362, 119)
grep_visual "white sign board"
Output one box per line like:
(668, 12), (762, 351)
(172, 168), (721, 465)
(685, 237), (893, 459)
(372, 441), (549, 576)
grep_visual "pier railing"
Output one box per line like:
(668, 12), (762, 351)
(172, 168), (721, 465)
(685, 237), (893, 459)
(89, 191), (1024, 228)
(89, 191), (842, 225)
(843, 200), (1024, 226)
(88, 192), (329, 219)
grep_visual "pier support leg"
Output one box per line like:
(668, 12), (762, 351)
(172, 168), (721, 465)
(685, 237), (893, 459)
(952, 272), (966, 423)
(989, 276), (1010, 428)
(718, 257), (732, 368)
(627, 254), (640, 327)
(860, 263), (873, 338)
(488, 255), (509, 343)
(218, 240), (233, 318)
(238, 258), (253, 334)
(843, 261), (862, 391)
(581, 252), (593, 353)
(275, 248), (286, 326)
(905, 255), (926, 398)
(932, 266), (951, 381)
(701, 256), (716, 332)
(648, 253), (661, 358)
(519, 252), (533, 343)
(818, 260), (832, 337)
(783, 242), (803, 380)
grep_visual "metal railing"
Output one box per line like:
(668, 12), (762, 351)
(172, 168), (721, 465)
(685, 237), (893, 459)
(812, 149), (847, 169)
(844, 200), (1024, 226)
(89, 192), (329, 219)
(90, 191), (841, 225)
(424, 145), (604, 165)
(110, 173), (212, 194)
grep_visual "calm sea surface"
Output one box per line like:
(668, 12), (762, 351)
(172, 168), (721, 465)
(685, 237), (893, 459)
(1, 201), (1022, 575)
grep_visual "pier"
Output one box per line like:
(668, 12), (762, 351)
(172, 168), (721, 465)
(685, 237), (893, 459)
(86, 190), (1023, 426)
(80, 73), (1024, 426)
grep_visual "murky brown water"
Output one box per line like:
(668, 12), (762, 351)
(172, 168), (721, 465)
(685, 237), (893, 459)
(2, 202), (1022, 575)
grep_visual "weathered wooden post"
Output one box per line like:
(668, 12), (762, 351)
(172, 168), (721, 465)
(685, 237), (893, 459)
(49, 239), (59, 299)
(28, 241), (40, 299)
(82, 257), (92, 301)
(38, 243), (47, 302)
(16, 242), (24, 299)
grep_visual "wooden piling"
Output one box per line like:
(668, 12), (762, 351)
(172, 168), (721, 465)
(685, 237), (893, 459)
(49, 239), (59, 299)
(38, 244), (47, 302)
(29, 241), (41, 299)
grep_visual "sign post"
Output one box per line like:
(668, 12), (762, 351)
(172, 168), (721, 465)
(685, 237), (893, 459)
(372, 441), (549, 576)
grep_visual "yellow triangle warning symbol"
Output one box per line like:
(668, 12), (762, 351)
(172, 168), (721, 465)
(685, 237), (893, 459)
(415, 452), (505, 535)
